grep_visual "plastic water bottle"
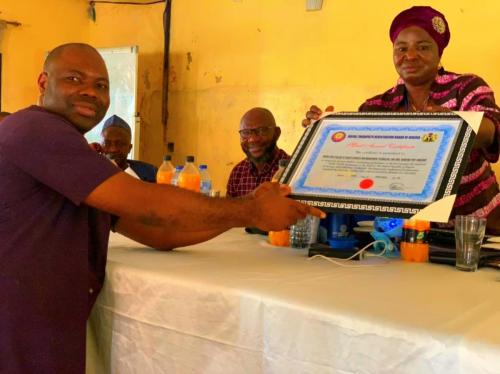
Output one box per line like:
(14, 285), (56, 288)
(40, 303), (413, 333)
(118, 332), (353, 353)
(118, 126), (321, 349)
(289, 216), (313, 248)
(199, 164), (212, 196)
(178, 155), (200, 192)
(156, 155), (175, 184)
(171, 166), (183, 186)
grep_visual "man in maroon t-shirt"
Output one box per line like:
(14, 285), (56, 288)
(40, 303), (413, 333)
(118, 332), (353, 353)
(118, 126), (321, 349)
(226, 107), (290, 197)
(0, 43), (324, 374)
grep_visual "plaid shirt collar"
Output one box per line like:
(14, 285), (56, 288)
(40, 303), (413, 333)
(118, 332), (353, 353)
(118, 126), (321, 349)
(245, 147), (283, 176)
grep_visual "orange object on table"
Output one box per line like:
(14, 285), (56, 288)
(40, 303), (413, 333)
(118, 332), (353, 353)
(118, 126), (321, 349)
(268, 230), (290, 247)
(157, 170), (173, 185)
(178, 173), (201, 192)
(400, 220), (430, 262)
(157, 155), (175, 184)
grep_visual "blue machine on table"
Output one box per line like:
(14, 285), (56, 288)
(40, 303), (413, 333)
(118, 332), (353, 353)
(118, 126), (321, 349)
(321, 213), (404, 257)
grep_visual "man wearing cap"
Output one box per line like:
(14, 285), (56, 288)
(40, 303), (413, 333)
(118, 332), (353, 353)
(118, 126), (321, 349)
(101, 114), (157, 182)
(303, 6), (500, 234)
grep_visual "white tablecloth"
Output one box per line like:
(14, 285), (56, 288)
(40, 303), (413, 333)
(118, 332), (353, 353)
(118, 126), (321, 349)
(87, 229), (500, 374)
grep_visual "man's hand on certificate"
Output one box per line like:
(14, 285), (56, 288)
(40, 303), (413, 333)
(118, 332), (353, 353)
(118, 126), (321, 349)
(302, 105), (334, 128)
(250, 182), (325, 231)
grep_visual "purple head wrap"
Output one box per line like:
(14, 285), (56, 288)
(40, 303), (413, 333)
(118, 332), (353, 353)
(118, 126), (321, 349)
(390, 6), (450, 56)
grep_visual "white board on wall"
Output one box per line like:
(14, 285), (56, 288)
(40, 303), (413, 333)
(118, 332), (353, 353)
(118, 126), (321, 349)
(85, 45), (139, 158)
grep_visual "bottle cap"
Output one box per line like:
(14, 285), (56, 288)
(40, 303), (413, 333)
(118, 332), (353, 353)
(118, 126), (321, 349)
(199, 164), (207, 170)
(278, 159), (289, 168)
(403, 219), (416, 229)
(415, 220), (431, 230)
(163, 154), (172, 161)
(186, 155), (195, 162)
(175, 166), (183, 171)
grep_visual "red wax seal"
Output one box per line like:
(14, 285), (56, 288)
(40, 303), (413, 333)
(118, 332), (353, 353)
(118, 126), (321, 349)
(359, 179), (374, 189)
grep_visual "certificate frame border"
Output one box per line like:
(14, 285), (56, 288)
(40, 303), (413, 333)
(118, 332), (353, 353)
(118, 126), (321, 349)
(281, 112), (474, 218)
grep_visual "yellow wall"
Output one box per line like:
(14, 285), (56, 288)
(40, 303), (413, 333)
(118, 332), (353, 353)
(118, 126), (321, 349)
(88, 2), (165, 165)
(1, 0), (499, 193)
(167, 0), (500, 192)
(0, 0), (164, 166)
(0, 0), (88, 108)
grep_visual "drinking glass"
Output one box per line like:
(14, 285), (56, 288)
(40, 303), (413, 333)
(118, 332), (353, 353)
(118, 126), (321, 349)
(455, 215), (487, 272)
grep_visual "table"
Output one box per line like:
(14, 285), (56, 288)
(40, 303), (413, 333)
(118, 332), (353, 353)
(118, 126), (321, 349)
(87, 229), (500, 374)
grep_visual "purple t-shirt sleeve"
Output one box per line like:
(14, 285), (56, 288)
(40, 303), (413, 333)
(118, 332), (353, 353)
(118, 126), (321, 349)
(0, 106), (120, 205)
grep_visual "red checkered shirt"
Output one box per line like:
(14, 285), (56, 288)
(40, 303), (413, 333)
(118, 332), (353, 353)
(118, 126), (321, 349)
(226, 148), (290, 197)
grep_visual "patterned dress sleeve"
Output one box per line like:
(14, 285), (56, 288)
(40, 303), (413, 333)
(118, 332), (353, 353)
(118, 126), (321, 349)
(458, 74), (500, 162)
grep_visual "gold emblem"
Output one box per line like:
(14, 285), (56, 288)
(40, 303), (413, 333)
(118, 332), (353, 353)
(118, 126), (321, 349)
(421, 133), (438, 143)
(432, 16), (446, 34)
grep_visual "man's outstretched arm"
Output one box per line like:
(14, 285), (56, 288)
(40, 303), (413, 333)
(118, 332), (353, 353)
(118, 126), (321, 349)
(84, 172), (324, 249)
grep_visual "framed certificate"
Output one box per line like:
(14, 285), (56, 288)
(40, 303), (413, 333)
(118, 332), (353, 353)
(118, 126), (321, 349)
(281, 112), (478, 220)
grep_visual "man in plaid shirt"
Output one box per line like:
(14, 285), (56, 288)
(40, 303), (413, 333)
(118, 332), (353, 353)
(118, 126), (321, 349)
(227, 107), (290, 197)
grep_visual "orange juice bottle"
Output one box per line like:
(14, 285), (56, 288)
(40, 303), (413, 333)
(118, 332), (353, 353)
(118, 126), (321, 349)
(178, 155), (201, 192)
(268, 159), (290, 246)
(156, 155), (175, 184)
(400, 219), (430, 262)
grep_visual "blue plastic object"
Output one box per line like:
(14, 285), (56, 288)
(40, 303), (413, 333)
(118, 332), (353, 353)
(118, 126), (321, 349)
(327, 236), (359, 250)
(370, 217), (404, 257)
(374, 217), (404, 234)
(325, 213), (352, 238)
